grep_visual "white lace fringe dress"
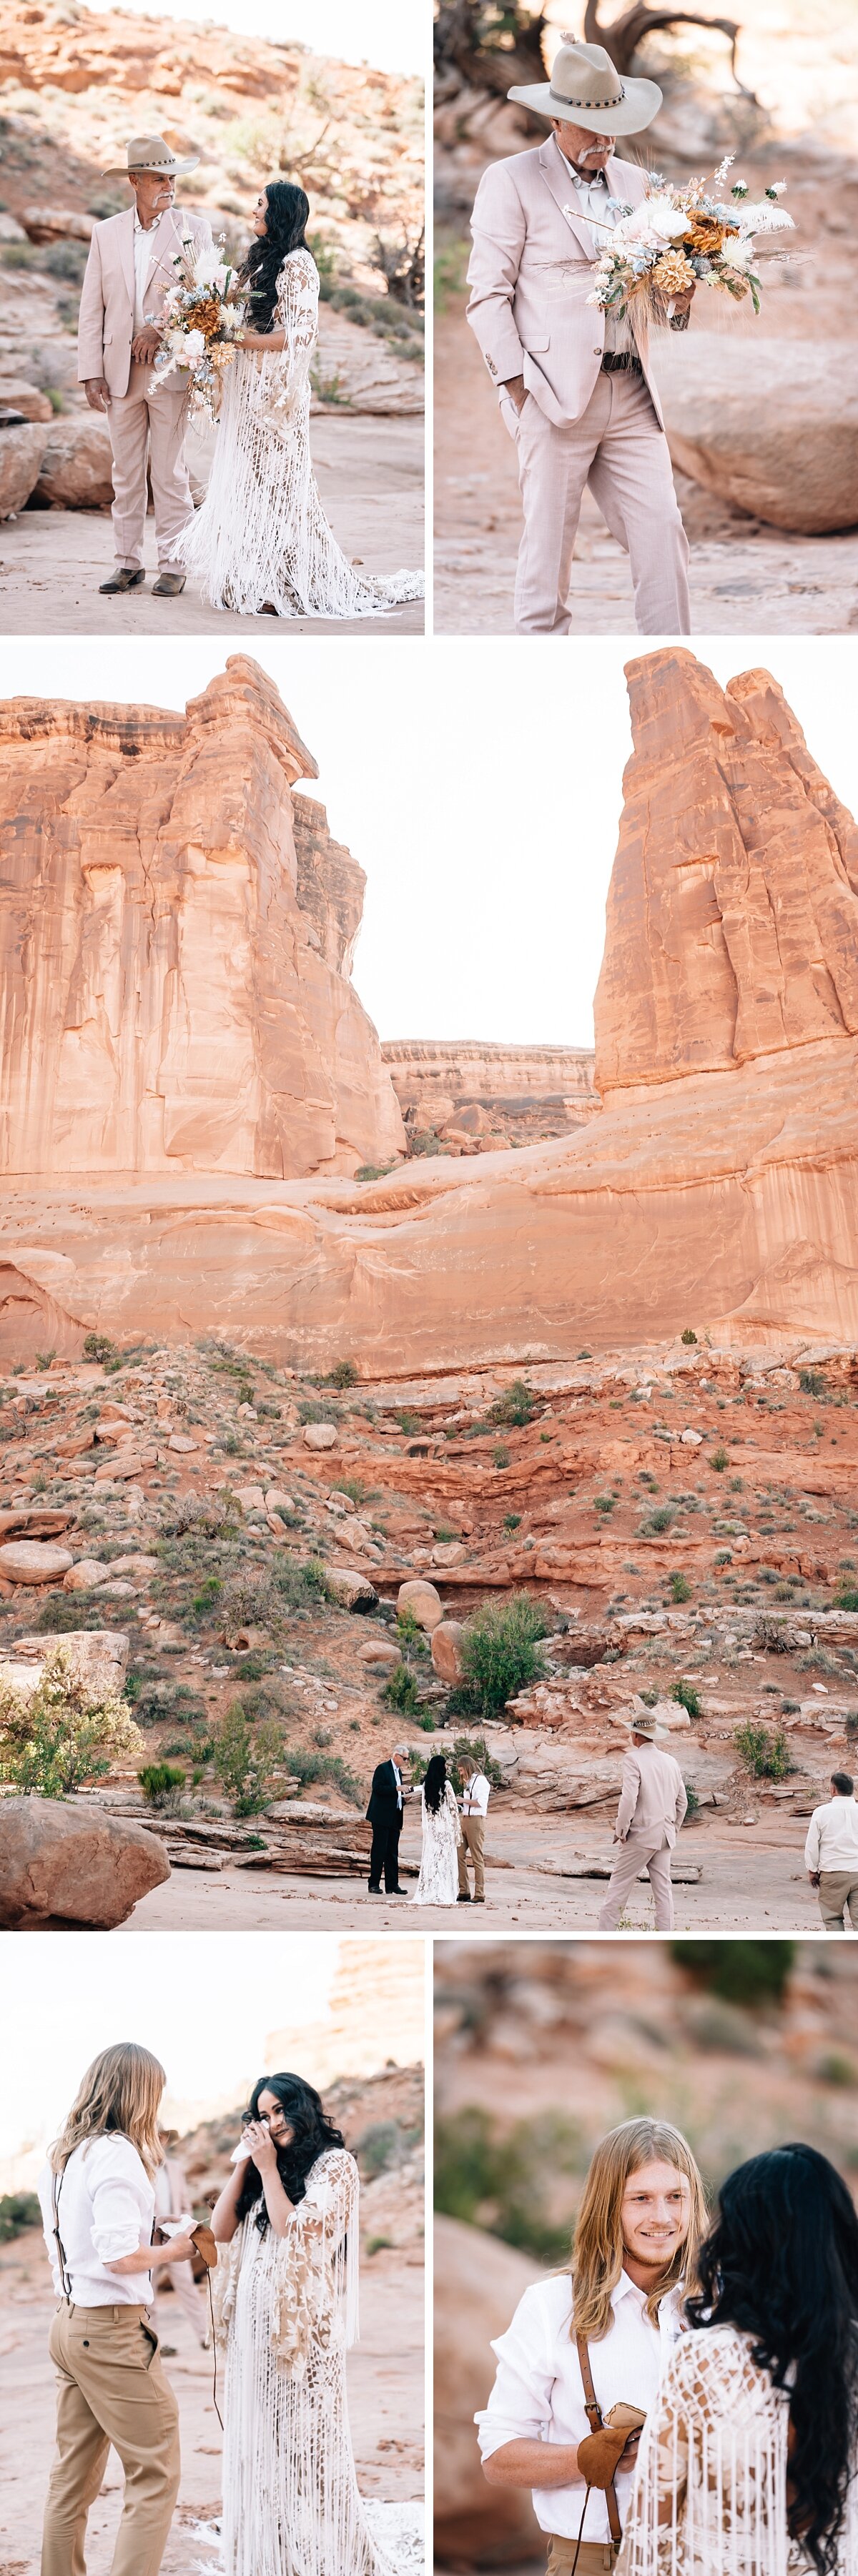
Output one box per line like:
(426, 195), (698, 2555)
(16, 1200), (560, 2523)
(617, 2322), (858, 2576)
(214, 2146), (398, 2576)
(180, 247), (424, 618)
(412, 1782), (461, 1908)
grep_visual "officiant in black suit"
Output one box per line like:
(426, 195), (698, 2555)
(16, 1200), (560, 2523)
(366, 1742), (411, 1896)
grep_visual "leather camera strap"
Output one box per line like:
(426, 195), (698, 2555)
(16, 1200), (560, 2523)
(51, 2166), (73, 2302)
(576, 2334), (622, 2550)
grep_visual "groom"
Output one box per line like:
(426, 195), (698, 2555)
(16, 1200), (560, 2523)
(77, 134), (213, 598)
(465, 39), (692, 636)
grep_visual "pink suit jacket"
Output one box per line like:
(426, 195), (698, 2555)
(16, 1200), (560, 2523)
(77, 204), (213, 395)
(615, 1741), (689, 1846)
(466, 134), (665, 430)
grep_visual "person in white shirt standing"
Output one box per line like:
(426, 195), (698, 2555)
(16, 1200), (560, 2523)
(475, 2117), (706, 2576)
(458, 1765), (490, 1905)
(38, 2041), (203, 2576)
(805, 1769), (858, 1930)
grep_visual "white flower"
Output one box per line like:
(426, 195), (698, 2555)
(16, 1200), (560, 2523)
(194, 250), (221, 286)
(736, 199), (794, 234)
(766, 180), (786, 197)
(638, 192), (691, 241)
(183, 328), (206, 358)
(724, 234), (754, 270)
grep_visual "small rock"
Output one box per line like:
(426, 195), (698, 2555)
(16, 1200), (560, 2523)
(0, 1798), (168, 1929)
(325, 1565), (378, 1611)
(34, 414), (114, 509)
(167, 1432), (197, 1455)
(358, 1638), (403, 1672)
(237, 1402), (257, 1418)
(21, 206), (94, 244)
(302, 1423), (337, 1451)
(0, 1540), (74, 1585)
(397, 1577), (443, 1633)
(432, 1541), (465, 1567)
(680, 1428), (703, 1446)
(265, 1490), (295, 1515)
(328, 1489), (356, 1512)
(812, 1683), (829, 1695)
(0, 420), (49, 518)
(431, 1619), (466, 1683)
(62, 1557), (110, 1591)
(235, 1484), (265, 1512)
(0, 214), (28, 242)
(0, 376), (52, 420)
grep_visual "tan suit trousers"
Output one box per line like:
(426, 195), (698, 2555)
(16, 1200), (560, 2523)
(458, 1813), (485, 1900)
(43, 2302), (180, 2576)
(546, 2535), (618, 2574)
(501, 367), (691, 638)
(106, 362), (193, 573)
(598, 1835), (675, 1932)
(817, 1868), (858, 1931)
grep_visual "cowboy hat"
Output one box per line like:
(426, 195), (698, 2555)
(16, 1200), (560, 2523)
(623, 1705), (670, 1740)
(101, 132), (199, 179)
(508, 37), (661, 135)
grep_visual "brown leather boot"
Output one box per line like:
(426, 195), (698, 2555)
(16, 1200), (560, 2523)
(152, 570), (186, 597)
(99, 567), (145, 594)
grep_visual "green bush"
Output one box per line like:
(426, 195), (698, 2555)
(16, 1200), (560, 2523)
(799, 1369), (827, 1398)
(671, 1680), (701, 1719)
(83, 1331), (119, 1367)
(734, 1720), (793, 1781)
(383, 1664), (420, 1713)
(138, 1761), (185, 1808)
(0, 2190), (41, 2241)
(434, 2105), (583, 2264)
(710, 1447), (729, 1472)
(358, 2120), (403, 2176)
(488, 1379), (536, 1429)
(287, 1745), (362, 1804)
(493, 1445), (511, 1470)
(681, 1329), (698, 1345)
(325, 1359), (358, 1389)
(639, 1505), (675, 1535)
(683, 1780), (701, 1820)
(837, 1589), (858, 1613)
(449, 1733), (503, 1793)
(669, 1572), (692, 1602)
(0, 1645), (143, 1795)
(674, 1940), (795, 2005)
(211, 1701), (285, 1815)
(457, 1593), (549, 1720)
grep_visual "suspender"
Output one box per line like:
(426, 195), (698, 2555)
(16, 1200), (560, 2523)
(51, 2166), (73, 2302)
(576, 2333), (622, 2552)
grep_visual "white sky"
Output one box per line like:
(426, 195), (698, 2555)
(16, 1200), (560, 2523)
(74, 0), (426, 74)
(1, 635), (856, 1052)
(0, 1933), (340, 2160)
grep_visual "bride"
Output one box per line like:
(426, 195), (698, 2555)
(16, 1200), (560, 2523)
(210, 2071), (399, 2576)
(412, 1754), (462, 1908)
(181, 179), (424, 619)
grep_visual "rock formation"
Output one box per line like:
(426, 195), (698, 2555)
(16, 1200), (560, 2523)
(383, 1039), (598, 1150)
(0, 654), (405, 1184)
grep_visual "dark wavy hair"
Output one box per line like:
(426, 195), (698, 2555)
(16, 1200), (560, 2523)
(235, 2071), (345, 2234)
(686, 2144), (858, 2574)
(423, 1754), (447, 1815)
(240, 180), (310, 333)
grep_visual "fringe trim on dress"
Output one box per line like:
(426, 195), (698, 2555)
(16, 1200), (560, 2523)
(617, 2325), (858, 2576)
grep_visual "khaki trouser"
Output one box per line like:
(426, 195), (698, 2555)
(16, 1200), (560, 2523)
(817, 1868), (858, 1931)
(43, 2302), (180, 2576)
(547, 2536), (619, 2574)
(106, 361), (193, 573)
(500, 365), (691, 638)
(458, 1813), (485, 1901)
(598, 1836), (675, 1932)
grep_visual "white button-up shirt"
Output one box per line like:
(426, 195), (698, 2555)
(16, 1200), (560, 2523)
(805, 1795), (858, 1873)
(39, 2135), (155, 2307)
(475, 2269), (684, 2542)
(557, 152), (634, 355)
(463, 1771), (490, 1817)
(132, 209), (162, 335)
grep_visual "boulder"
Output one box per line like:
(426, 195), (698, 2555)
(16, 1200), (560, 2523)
(431, 1540), (465, 1567)
(325, 1565), (378, 1611)
(659, 337), (858, 534)
(0, 378), (53, 422)
(1, 1629), (129, 1695)
(62, 1557), (110, 1590)
(21, 207), (94, 244)
(235, 1484), (265, 1512)
(0, 214), (27, 242)
(265, 1489), (295, 1515)
(302, 1422), (337, 1451)
(431, 1619), (465, 1683)
(358, 1638), (402, 1672)
(0, 1797), (169, 1928)
(0, 1540), (73, 1585)
(398, 1577), (443, 1632)
(434, 2214), (543, 2566)
(0, 420), (49, 517)
(167, 1432), (197, 1453)
(34, 414), (114, 509)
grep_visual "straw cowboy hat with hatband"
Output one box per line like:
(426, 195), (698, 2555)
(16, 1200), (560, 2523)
(508, 36), (662, 134)
(101, 133), (200, 179)
(625, 1707), (671, 1740)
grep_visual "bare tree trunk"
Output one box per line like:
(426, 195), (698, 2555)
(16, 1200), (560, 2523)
(582, 0), (750, 94)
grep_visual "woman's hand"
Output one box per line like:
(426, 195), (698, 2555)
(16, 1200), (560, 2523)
(243, 2119), (278, 2174)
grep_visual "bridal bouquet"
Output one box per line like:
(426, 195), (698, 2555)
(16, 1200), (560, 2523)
(152, 232), (247, 420)
(586, 157), (794, 324)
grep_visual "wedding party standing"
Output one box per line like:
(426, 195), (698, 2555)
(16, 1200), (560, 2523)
(38, 2041), (202, 2576)
(366, 1742), (410, 1896)
(180, 181), (424, 620)
(209, 2072), (392, 2576)
(618, 2142), (858, 2575)
(477, 2119), (706, 2576)
(457, 1762), (490, 1905)
(413, 1754), (462, 1908)
(465, 41), (691, 637)
(77, 135), (212, 598)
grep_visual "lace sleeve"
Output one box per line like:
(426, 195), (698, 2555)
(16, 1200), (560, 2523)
(260, 250), (319, 431)
(618, 2329), (791, 2576)
(270, 2148), (360, 2372)
(445, 1781), (463, 1844)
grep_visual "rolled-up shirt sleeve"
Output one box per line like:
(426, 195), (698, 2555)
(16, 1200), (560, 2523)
(804, 1813), (822, 1871)
(475, 2284), (557, 2460)
(90, 2169), (146, 2262)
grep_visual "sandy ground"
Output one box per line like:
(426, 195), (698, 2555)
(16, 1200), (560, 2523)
(117, 1805), (825, 1936)
(0, 418), (424, 637)
(433, 302), (858, 637)
(0, 2229), (423, 2576)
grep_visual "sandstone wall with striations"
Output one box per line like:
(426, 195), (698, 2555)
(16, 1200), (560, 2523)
(0, 653), (405, 1184)
(382, 1039), (598, 1149)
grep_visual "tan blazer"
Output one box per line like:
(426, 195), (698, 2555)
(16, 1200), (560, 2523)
(466, 135), (664, 430)
(616, 1740), (688, 1846)
(77, 204), (213, 396)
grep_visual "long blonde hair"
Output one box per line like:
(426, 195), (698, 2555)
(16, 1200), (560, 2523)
(571, 2118), (707, 2342)
(49, 2042), (167, 2178)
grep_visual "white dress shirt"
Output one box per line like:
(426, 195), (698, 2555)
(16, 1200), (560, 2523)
(132, 209), (162, 335)
(39, 2134), (155, 2307)
(805, 1795), (858, 1873)
(475, 2268), (684, 2542)
(393, 1760), (403, 1810)
(463, 1771), (490, 1817)
(556, 154), (634, 355)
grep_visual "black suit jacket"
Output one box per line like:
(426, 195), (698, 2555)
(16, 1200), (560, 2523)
(365, 1760), (403, 1829)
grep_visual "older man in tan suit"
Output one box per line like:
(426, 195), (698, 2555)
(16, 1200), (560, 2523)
(77, 134), (212, 598)
(466, 39), (691, 636)
(598, 1708), (689, 1931)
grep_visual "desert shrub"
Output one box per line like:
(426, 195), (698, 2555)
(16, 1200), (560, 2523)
(83, 1331), (119, 1367)
(488, 1379), (536, 1429)
(639, 1505), (675, 1535)
(799, 1369), (827, 1398)
(396, 1608), (429, 1660)
(669, 1572), (692, 1602)
(674, 1940), (795, 2005)
(503, 1512), (521, 1532)
(671, 1680), (701, 1718)
(287, 1746), (361, 1804)
(837, 1588), (858, 1613)
(297, 1397), (340, 1426)
(434, 2105), (583, 2263)
(449, 1733), (503, 1792)
(44, 239), (89, 281)
(493, 1445), (511, 1470)
(190, 1574), (222, 1622)
(358, 2121), (403, 2177)
(325, 1359), (358, 1389)
(138, 1761), (185, 1808)
(0, 2191), (41, 2241)
(211, 1702), (285, 1815)
(383, 1664), (420, 1713)
(456, 1593), (549, 1720)
(31, 1594), (106, 1633)
(683, 1780), (701, 1820)
(681, 1329), (698, 1345)
(595, 1493), (616, 1516)
(710, 1447), (729, 1472)
(160, 1493), (238, 1542)
(734, 1721), (793, 1782)
(0, 1645), (143, 1795)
